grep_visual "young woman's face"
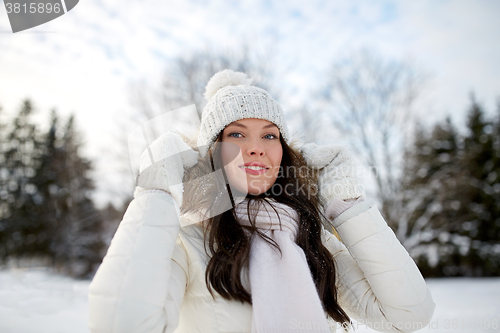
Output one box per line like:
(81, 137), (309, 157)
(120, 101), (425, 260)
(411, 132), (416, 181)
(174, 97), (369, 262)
(221, 118), (283, 196)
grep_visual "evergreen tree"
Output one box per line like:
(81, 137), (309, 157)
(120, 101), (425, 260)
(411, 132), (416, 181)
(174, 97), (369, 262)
(0, 103), (10, 258)
(400, 117), (466, 276)
(458, 97), (500, 275)
(0, 99), (43, 260)
(404, 96), (500, 277)
(29, 110), (64, 260)
(47, 113), (106, 277)
(1, 100), (106, 278)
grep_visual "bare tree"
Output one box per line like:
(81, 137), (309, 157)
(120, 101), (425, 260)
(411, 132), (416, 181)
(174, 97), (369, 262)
(131, 40), (283, 123)
(317, 48), (431, 244)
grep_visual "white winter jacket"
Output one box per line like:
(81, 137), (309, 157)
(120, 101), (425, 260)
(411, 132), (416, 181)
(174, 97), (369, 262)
(88, 190), (435, 333)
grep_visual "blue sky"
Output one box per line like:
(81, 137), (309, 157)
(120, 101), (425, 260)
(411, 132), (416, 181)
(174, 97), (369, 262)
(1, 0), (499, 206)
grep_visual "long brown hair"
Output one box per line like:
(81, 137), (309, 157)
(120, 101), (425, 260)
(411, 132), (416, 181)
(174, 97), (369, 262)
(181, 131), (351, 327)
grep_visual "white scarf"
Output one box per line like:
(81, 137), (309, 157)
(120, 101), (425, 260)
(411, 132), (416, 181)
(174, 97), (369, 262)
(235, 199), (331, 333)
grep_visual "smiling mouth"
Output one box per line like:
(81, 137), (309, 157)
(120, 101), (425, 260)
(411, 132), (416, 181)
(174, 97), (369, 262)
(239, 165), (269, 171)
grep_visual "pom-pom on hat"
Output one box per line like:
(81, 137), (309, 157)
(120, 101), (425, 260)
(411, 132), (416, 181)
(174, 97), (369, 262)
(197, 69), (290, 158)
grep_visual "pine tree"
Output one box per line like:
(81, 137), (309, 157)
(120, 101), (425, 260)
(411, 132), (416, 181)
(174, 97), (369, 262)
(0, 103), (10, 260)
(1, 101), (106, 278)
(47, 113), (106, 278)
(458, 97), (500, 276)
(400, 117), (466, 276)
(404, 97), (500, 277)
(28, 110), (64, 260)
(0, 99), (44, 260)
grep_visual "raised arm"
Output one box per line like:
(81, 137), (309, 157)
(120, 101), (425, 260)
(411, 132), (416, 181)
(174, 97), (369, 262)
(300, 142), (435, 332)
(88, 190), (188, 333)
(322, 200), (435, 333)
(88, 132), (198, 332)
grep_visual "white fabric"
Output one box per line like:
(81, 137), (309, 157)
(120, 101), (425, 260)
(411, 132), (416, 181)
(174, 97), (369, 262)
(325, 195), (366, 221)
(88, 191), (435, 333)
(235, 199), (330, 333)
(299, 143), (364, 203)
(203, 69), (253, 100)
(134, 131), (199, 205)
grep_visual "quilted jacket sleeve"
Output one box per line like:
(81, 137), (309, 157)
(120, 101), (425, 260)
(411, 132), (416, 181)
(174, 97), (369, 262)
(88, 190), (188, 333)
(322, 201), (435, 333)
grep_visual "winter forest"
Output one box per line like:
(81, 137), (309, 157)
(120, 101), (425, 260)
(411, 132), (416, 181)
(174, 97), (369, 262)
(2, 0), (500, 331)
(0, 47), (499, 281)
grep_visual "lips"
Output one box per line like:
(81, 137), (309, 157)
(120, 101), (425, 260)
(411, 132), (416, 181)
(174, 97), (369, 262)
(239, 162), (269, 175)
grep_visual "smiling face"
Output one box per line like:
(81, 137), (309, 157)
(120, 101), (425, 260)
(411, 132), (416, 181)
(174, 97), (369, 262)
(220, 118), (283, 196)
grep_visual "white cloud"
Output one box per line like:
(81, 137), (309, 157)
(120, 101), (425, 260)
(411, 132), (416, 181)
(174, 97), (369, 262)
(1, 0), (498, 206)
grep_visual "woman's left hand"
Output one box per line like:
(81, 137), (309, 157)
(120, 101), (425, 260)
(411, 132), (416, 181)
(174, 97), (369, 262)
(299, 142), (364, 205)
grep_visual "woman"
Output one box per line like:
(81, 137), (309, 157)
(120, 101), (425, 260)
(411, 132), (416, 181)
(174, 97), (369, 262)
(88, 70), (435, 333)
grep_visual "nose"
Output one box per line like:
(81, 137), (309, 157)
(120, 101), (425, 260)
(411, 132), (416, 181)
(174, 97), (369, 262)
(245, 139), (265, 156)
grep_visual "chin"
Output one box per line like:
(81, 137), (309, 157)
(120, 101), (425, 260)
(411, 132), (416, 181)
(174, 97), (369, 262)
(247, 186), (271, 196)
(227, 176), (274, 197)
(247, 191), (264, 196)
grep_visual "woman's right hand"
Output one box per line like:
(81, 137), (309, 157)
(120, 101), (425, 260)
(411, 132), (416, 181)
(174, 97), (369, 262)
(90, 136), (192, 332)
(134, 131), (199, 206)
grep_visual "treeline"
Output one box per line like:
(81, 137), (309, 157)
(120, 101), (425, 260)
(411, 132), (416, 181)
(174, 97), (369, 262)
(401, 97), (500, 277)
(0, 99), (119, 279)
(0, 95), (499, 279)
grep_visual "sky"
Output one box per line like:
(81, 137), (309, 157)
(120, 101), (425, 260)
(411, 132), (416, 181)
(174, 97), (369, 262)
(1, 0), (499, 207)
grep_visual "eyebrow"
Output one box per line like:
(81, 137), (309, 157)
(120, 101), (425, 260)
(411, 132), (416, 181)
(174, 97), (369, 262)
(228, 122), (278, 129)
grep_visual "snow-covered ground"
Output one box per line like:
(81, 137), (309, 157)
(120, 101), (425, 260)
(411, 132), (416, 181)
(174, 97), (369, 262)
(0, 267), (499, 333)
(0, 267), (90, 333)
(353, 276), (500, 333)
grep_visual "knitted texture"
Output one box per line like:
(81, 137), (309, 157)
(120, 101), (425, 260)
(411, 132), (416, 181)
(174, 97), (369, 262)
(325, 195), (366, 222)
(203, 69), (253, 100)
(300, 142), (364, 205)
(197, 69), (290, 157)
(235, 199), (330, 333)
(134, 132), (199, 206)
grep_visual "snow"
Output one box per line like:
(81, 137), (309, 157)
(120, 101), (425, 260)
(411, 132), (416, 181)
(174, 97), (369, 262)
(352, 277), (500, 333)
(0, 267), (499, 333)
(0, 268), (89, 333)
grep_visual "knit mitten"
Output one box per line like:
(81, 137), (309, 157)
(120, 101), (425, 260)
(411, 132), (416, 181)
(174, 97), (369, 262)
(299, 142), (364, 205)
(134, 132), (199, 206)
(325, 195), (366, 221)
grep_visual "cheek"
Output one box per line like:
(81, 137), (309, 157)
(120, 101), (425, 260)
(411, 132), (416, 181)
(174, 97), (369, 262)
(271, 146), (283, 167)
(267, 146), (282, 182)
(221, 142), (242, 166)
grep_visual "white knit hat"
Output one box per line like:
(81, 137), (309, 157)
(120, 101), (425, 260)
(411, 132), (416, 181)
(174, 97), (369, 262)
(197, 69), (290, 157)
